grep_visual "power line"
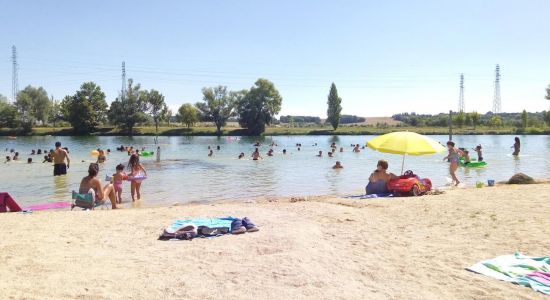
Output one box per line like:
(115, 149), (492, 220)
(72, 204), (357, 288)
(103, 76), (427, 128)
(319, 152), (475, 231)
(458, 73), (464, 112)
(11, 45), (19, 102)
(492, 64), (501, 114)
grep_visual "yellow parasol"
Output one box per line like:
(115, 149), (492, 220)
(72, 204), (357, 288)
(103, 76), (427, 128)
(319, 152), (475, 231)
(367, 131), (446, 174)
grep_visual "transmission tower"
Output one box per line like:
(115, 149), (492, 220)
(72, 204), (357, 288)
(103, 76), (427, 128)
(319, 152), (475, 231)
(492, 64), (501, 114)
(121, 61), (126, 100)
(11, 45), (19, 102)
(458, 73), (465, 112)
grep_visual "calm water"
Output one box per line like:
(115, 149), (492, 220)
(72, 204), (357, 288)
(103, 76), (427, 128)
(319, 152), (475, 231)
(2, 135), (549, 207)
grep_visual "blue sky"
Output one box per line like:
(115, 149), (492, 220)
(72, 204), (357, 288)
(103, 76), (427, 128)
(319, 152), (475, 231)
(1, 0), (549, 117)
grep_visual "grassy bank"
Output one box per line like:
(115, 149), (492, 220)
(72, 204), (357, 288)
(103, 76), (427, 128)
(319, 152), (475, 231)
(1, 125), (549, 136)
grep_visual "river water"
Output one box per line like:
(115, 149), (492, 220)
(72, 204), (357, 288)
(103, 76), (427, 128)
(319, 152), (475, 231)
(1, 135), (549, 207)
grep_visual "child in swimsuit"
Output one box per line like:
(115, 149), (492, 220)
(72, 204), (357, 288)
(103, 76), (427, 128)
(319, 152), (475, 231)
(112, 164), (126, 204)
(462, 150), (471, 164)
(128, 154), (147, 202)
(473, 145), (483, 162)
(96, 149), (107, 163)
(443, 141), (463, 186)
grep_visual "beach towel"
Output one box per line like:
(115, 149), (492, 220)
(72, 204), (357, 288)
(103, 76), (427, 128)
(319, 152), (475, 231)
(467, 252), (550, 295)
(25, 201), (72, 211)
(163, 217), (237, 240)
(344, 194), (393, 199)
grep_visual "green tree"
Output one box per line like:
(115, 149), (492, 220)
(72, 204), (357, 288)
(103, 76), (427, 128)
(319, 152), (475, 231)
(470, 111), (480, 130)
(48, 96), (64, 128)
(454, 111), (466, 128)
(166, 109), (173, 125)
(488, 115), (503, 127)
(15, 85), (51, 124)
(326, 83), (342, 130)
(61, 82), (108, 134)
(464, 113), (472, 127)
(108, 79), (148, 134)
(0, 95), (19, 128)
(195, 86), (236, 135)
(177, 103), (200, 128)
(546, 84), (550, 100)
(521, 110), (528, 129)
(237, 79), (282, 135)
(543, 111), (550, 127)
(144, 89), (167, 134)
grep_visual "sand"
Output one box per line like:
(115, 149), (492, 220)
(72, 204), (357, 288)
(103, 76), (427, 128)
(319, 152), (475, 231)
(1, 183), (549, 300)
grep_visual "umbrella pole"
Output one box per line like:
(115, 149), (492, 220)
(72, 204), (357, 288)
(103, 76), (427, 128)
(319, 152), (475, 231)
(401, 155), (405, 175)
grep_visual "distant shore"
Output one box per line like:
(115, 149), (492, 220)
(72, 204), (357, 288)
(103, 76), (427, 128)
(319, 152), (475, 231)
(1, 125), (549, 137)
(0, 183), (548, 299)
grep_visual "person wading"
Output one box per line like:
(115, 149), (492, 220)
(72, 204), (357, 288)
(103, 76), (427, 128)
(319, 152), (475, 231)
(52, 141), (71, 176)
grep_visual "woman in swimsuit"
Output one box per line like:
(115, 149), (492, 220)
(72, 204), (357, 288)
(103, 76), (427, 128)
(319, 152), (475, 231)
(128, 154), (147, 202)
(443, 141), (463, 186)
(512, 137), (520, 156)
(366, 160), (397, 195)
(79, 163), (119, 209)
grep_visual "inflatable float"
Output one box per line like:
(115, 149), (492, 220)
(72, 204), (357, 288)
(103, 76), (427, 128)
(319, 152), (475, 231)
(459, 157), (487, 168)
(127, 175), (147, 182)
(0, 192), (22, 213)
(139, 151), (154, 157)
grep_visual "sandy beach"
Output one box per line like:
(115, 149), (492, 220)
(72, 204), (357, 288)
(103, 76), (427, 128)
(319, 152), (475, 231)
(1, 183), (548, 300)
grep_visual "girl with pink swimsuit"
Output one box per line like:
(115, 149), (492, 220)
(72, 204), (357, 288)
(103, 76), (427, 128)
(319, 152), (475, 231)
(112, 164), (127, 204)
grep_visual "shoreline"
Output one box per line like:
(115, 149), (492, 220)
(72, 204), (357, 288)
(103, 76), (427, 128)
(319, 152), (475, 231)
(2, 126), (549, 137)
(1, 183), (549, 299)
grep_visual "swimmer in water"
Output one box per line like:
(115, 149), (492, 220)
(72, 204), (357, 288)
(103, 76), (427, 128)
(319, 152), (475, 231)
(511, 137), (520, 156)
(251, 148), (262, 160)
(267, 149), (274, 156)
(353, 144), (361, 153)
(317, 151), (323, 157)
(208, 149), (214, 157)
(96, 149), (106, 164)
(238, 152), (245, 159)
(340, 147), (343, 152)
(332, 161), (343, 169)
(473, 145), (483, 162)
(283, 149), (287, 154)
(328, 151), (333, 158)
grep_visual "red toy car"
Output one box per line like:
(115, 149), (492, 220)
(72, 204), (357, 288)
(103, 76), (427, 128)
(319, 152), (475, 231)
(387, 170), (432, 196)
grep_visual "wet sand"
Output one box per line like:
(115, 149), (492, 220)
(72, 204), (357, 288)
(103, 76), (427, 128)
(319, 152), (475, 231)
(0, 183), (548, 300)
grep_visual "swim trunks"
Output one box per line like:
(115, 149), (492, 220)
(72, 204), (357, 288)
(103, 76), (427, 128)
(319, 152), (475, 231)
(53, 163), (67, 176)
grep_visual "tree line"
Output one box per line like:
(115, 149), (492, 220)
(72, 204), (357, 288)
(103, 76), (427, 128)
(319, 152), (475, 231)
(0, 78), (286, 135)
(0, 79), (349, 135)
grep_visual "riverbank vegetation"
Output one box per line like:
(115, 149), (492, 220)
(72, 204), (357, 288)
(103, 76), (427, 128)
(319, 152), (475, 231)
(1, 81), (549, 136)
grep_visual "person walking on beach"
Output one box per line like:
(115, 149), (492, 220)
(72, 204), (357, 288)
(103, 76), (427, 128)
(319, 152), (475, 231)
(52, 141), (70, 176)
(512, 137), (520, 156)
(443, 141), (463, 186)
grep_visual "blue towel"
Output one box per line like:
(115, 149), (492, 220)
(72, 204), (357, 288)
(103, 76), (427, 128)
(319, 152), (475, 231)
(170, 217), (236, 231)
(344, 193), (393, 199)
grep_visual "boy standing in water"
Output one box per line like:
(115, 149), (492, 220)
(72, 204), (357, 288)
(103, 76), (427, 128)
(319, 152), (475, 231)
(52, 141), (70, 176)
(512, 137), (520, 156)
(473, 145), (483, 161)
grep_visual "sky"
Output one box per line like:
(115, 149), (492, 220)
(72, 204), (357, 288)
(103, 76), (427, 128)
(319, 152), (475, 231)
(1, 0), (549, 117)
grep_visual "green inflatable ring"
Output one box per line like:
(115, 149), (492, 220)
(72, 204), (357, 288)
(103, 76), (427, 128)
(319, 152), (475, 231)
(459, 157), (487, 168)
(140, 151), (154, 157)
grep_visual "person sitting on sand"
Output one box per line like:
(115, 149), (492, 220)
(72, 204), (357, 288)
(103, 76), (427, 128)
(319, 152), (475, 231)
(366, 160), (397, 195)
(473, 145), (483, 162)
(333, 161), (343, 169)
(79, 163), (119, 209)
(251, 148), (262, 160)
(317, 150), (323, 157)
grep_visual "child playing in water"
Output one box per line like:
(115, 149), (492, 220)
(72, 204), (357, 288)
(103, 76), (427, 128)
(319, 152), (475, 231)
(443, 141), (463, 186)
(96, 149), (106, 163)
(112, 164), (126, 204)
(128, 154), (147, 202)
(462, 150), (471, 164)
(251, 148), (262, 160)
(473, 145), (483, 161)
